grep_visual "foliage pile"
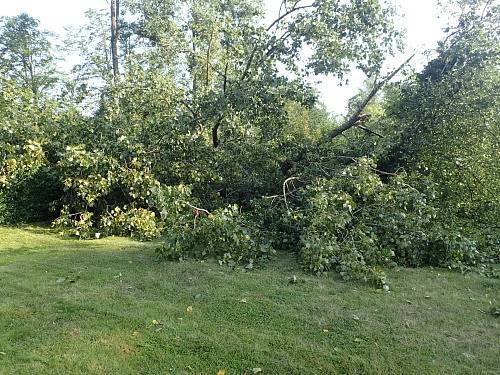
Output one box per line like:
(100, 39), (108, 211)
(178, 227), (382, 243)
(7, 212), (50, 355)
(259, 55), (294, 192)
(0, 0), (498, 286)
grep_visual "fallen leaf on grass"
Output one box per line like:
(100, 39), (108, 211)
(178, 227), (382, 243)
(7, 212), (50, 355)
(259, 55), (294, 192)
(69, 328), (81, 337)
(217, 369), (225, 375)
(121, 345), (134, 355)
(186, 306), (193, 313)
(252, 368), (263, 374)
(152, 320), (165, 331)
(462, 352), (475, 360)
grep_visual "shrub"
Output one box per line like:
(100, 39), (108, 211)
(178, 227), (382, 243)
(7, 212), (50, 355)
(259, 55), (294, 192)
(100, 206), (161, 240)
(0, 167), (61, 224)
(0, 135), (57, 223)
(53, 207), (95, 238)
(157, 204), (275, 268)
(53, 144), (162, 239)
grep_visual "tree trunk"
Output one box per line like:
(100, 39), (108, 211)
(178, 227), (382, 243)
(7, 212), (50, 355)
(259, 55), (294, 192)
(110, 0), (120, 80)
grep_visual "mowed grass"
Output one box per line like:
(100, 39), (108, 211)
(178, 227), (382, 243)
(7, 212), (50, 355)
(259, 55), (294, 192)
(0, 226), (499, 375)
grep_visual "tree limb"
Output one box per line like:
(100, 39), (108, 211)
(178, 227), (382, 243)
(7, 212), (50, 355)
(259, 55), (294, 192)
(180, 99), (197, 119)
(356, 124), (384, 138)
(212, 115), (223, 148)
(323, 55), (414, 142)
(240, 1), (314, 82)
(212, 63), (229, 148)
(266, 3), (315, 32)
(283, 176), (299, 210)
(240, 45), (257, 81)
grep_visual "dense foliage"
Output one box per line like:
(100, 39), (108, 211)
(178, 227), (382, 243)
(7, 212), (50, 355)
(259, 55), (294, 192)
(0, 0), (498, 287)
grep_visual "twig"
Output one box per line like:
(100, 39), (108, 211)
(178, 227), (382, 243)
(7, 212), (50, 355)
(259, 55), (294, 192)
(266, 3), (315, 32)
(178, 200), (211, 216)
(283, 177), (299, 210)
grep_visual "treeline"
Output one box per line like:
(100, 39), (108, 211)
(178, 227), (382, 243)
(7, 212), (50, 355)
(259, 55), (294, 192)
(0, 0), (498, 288)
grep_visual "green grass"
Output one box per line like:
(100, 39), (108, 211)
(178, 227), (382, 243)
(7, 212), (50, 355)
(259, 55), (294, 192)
(0, 226), (499, 374)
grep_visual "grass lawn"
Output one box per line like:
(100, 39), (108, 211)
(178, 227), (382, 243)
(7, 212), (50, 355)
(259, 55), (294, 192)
(0, 226), (499, 374)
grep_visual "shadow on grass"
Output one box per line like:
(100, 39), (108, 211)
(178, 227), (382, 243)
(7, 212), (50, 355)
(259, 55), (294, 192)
(1, 222), (53, 233)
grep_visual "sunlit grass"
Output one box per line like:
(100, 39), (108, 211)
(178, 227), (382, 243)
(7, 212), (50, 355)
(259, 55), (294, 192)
(0, 225), (499, 374)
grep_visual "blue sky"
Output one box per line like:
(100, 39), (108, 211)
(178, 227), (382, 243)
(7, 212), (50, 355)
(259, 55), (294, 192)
(0, 0), (448, 114)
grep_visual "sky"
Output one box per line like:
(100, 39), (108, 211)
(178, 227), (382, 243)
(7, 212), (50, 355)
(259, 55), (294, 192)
(0, 0), (449, 115)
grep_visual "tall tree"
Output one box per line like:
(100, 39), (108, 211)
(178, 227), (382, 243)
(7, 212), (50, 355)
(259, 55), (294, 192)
(0, 13), (57, 95)
(111, 0), (120, 80)
(123, 0), (401, 147)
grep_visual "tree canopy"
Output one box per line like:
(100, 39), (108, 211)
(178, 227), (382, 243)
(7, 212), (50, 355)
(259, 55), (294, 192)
(0, 13), (57, 95)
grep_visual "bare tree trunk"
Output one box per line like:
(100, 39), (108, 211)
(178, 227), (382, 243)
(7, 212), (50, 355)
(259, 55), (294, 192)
(191, 29), (198, 95)
(212, 63), (228, 148)
(111, 0), (120, 80)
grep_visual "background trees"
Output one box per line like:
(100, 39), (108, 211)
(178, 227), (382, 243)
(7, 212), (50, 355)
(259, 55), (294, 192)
(377, 0), (499, 259)
(0, 13), (57, 95)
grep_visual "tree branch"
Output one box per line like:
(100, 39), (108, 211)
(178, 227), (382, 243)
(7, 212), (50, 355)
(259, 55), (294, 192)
(323, 55), (414, 142)
(212, 114), (223, 148)
(283, 176), (299, 210)
(179, 200), (211, 215)
(356, 124), (385, 138)
(266, 3), (315, 32)
(206, 28), (214, 87)
(265, 30), (292, 58)
(240, 2), (314, 82)
(240, 45), (257, 81)
(212, 63), (229, 148)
